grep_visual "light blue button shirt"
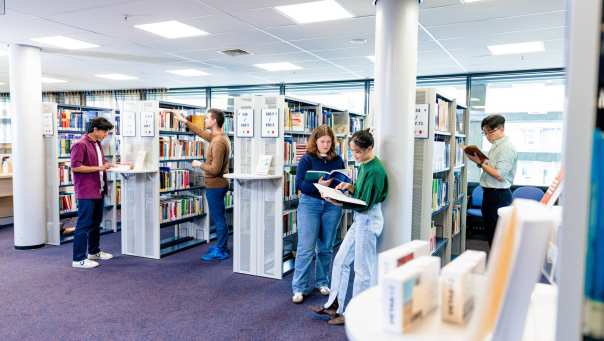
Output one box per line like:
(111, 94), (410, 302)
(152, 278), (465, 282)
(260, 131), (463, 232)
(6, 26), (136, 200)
(480, 136), (518, 189)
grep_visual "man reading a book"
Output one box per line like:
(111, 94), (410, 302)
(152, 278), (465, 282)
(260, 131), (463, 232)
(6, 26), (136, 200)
(176, 109), (231, 262)
(466, 114), (517, 247)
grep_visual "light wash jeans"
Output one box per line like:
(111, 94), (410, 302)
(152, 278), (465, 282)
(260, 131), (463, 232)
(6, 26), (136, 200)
(292, 194), (343, 294)
(324, 203), (383, 314)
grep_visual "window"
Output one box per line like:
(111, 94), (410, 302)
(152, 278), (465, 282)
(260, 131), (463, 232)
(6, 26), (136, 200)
(285, 81), (366, 115)
(210, 85), (280, 111)
(467, 71), (565, 186)
(147, 89), (206, 109)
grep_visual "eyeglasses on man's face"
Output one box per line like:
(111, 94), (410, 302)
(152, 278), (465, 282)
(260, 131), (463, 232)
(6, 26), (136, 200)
(481, 127), (500, 136)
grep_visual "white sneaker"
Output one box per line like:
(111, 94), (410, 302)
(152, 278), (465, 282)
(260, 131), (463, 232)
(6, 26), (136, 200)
(88, 251), (113, 260)
(72, 259), (100, 269)
(292, 293), (304, 304)
(319, 286), (331, 296)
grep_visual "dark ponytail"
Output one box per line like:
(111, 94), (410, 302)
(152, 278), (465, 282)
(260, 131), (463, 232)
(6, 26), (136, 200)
(350, 128), (374, 150)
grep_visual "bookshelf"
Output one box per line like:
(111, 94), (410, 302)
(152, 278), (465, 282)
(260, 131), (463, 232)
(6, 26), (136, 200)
(44, 103), (119, 245)
(412, 89), (468, 265)
(156, 101), (211, 257)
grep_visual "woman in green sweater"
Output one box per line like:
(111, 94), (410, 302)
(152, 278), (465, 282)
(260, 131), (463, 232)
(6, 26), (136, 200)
(313, 129), (388, 325)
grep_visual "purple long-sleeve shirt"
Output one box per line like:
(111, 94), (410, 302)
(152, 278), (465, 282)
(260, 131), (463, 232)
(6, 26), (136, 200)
(70, 135), (108, 200)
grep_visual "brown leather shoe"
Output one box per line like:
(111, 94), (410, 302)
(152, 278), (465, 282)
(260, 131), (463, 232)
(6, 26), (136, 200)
(327, 314), (345, 325)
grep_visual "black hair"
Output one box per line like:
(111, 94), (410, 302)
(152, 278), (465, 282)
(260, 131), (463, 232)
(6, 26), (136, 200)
(350, 128), (374, 150)
(481, 114), (505, 131)
(208, 108), (225, 128)
(87, 117), (114, 133)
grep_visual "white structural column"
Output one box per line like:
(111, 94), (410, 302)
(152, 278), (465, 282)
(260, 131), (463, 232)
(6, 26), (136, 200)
(373, 0), (419, 251)
(9, 44), (46, 249)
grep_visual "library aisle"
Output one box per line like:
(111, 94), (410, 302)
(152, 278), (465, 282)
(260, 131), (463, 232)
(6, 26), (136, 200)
(0, 226), (346, 341)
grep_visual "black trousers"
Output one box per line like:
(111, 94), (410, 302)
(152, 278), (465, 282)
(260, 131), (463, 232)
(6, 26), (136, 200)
(481, 187), (512, 246)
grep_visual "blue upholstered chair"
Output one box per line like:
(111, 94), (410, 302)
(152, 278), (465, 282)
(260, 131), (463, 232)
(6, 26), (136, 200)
(512, 186), (545, 202)
(466, 186), (484, 237)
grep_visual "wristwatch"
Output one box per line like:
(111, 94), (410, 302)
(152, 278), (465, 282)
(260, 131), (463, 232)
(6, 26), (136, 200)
(477, 161), (483, 168)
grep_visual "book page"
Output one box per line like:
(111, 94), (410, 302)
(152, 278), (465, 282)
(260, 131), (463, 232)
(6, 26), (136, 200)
(314, 183), (366, 206)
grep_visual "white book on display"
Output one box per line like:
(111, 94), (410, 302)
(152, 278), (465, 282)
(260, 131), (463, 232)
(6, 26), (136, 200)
(381, 256), (441, 334)
(313, 183), (366, 206)
(255, 155), (273, 175)
(468, 199), (554, 341)
(378, 240), (430, 284)
(133, 150), (147, 170)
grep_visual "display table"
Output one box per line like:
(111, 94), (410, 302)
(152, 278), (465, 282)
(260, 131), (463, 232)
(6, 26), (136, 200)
(345, 284), (557, 341)
(109, 168), (160, 259)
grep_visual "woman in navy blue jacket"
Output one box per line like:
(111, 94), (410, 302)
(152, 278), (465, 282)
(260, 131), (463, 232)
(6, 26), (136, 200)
(292, 125), (345, 304)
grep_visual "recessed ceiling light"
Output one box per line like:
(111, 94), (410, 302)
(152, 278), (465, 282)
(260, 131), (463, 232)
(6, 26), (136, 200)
(275, 0), (353, 24)
(488, 41), (545, 56)
(31, 36), (99, 50)
(367, 56), (375, 62)
(166, 69), (209, 77)
(95, 73), (138, 80)
(254, 62), (302, 72)
(460, 0), (486, 3)
(41, 77), (67, 84)
(350, 38), (367, 44)
(134, 20), (209, 39)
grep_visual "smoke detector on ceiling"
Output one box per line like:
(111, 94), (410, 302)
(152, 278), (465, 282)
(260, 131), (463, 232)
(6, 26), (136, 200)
(220, 49), (251, 57)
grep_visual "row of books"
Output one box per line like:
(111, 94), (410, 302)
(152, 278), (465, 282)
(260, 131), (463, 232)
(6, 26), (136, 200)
(322, 110), (334, 129)
(59, 192), (77, 213)
(159, 136), (204, 160)
(284, 137), (307, 164)
(283, 171), (296, 201)
(335, 138), (349, 161)
(285, 109), (318, 132)
(224, 190), (233, 208)
(433, 141), (450, 172)
(159, 111), (188, 132)
(452, 205), (462, 236)
(159, 195), (204, 223)
(455, 107), (465, 134)
(455, 139), (464, 168)
(435, 98), (450, 132)
(453, 173), (462, 201)
(58, 111), (84, 130)
(160, 168), (190, 192)
(58, 135), (81, 158)
(432, 178), (448, 211)
(224, 117), (234, 135)
(283, 210), (297, 237)
(58, 162), (73, 185)
(350, 117), (363, 134)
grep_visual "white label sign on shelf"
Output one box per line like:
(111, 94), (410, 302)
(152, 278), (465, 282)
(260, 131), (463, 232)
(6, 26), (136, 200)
(415, 104), (429, 138)
(140, 112), (155, 137)
(261, 108), (279, 138)
(42, 112), (54, 136)
(237, 108), (254, 137)
(122, 111), (136, 137)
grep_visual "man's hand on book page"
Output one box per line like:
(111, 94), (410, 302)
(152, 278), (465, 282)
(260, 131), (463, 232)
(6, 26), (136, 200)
(318, 177), (333, 187)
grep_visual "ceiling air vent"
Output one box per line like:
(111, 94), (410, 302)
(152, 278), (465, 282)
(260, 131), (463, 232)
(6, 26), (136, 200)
(220, 49), (251, 57)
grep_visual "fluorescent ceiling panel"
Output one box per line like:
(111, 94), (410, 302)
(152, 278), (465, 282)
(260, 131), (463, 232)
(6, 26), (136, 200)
(488, 41), (545, 56)
(166, 69), (209, 77)
(134, 20), (209, 39)
(95, 73), (138, 80)
(460, 0), (486, 3)
(31, 36), (99, 50)
(254, 62), (303, 71)
(275, 0), (353, 24)
(42, 77), (67, 84)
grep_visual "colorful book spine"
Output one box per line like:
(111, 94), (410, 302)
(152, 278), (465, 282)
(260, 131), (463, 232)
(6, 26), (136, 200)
(224, 116), (234, 134)
(159, 195), (204, 223)
(283, 170), (296, 201)
(159, 136), (204, 160)
(58, 110), (84, 130)
(58, 162), (73, 185)
(159, 111), (188, 132)
(58, 135), (80, 158)
(159, 167), (191, 192)
(283, 211), (297, 237)
(378, 240), (430, 283)
(59, 191), (77, 213)
(433, 141), (450, 171)
(432, 179), (448, 210)
(435, 99), (450, 132)
(224, 191), (233, 208)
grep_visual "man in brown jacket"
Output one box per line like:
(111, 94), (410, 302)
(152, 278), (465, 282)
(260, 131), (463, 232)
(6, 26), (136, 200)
(177, 109), (231, 261)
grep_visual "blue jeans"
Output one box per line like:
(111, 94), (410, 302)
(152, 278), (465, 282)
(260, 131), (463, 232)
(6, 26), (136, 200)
(73, 199), (103, 261)
(206, 187), (228, 251)
(324, 203), (383, 314)
(292, 194), (343, 294)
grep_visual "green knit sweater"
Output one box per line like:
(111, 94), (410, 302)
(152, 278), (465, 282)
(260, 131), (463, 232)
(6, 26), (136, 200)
(345, 157), (389, 212)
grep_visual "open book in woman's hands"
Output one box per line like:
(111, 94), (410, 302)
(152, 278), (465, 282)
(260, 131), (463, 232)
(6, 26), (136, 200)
(462, 145), (488, 163)
(314, 183), (367, 206)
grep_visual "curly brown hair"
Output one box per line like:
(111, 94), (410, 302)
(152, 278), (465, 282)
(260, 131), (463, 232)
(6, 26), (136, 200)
(306, 125), (337, 160)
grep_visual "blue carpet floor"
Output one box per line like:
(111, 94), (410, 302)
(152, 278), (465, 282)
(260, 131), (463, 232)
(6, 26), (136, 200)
(0, 227), (347, 341)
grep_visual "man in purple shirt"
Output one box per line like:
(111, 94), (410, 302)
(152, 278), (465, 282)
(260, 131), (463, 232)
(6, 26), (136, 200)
(70, 117), (114, 269)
